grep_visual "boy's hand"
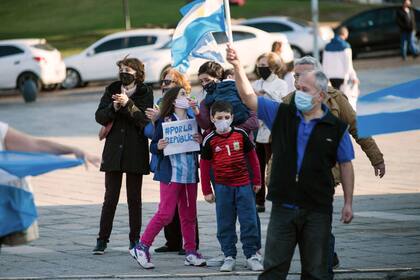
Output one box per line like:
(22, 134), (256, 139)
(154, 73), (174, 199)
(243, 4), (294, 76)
(157, 139), (168, 150)
(253, 185), (261, 193)
(204, 193), (215, 203)
(193, 133), (203, 144)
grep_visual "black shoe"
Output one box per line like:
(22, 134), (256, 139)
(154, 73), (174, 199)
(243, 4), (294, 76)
(333, 252), (340, 269)
(256, 205), (265, 213)
(154, 245), (180, 253)
(178, 248), (186, 255)
(93, 239), (107, 255)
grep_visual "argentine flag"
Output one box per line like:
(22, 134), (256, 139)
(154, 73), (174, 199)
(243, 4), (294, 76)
(0, 151), (83, 237)
(171, 0), (227, 72)
(357, 79), (420, 137)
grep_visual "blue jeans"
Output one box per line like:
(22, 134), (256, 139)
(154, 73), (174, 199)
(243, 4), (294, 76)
(400, 31), (418, 59)
(214, 184), (259, 259)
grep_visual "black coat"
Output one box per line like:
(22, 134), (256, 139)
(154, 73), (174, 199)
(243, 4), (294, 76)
(396, 7), (417, 32)
(95, 81), (154, 174)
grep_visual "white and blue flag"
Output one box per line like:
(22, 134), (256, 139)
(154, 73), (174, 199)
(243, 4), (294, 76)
(357, 79), (420, 137)
(171, 0), (227, 72)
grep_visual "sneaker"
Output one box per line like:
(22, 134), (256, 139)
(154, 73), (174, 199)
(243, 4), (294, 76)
(178, 248), (186, 255)
(246, 255), (264, 271)
(220, 256), (236, 272)
(135, 245), (154, 269)
(207, 254), (225, 267)
(129, 241), (138, 259)
(333, 252), (340, 269)
(92, 239), (107, 255)
(184, 252), (206, 267)
(256, 204), (265, 213)
(256, 250), (263, 262)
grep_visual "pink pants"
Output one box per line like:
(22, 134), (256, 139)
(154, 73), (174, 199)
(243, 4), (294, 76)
(141, 182), (197, 252)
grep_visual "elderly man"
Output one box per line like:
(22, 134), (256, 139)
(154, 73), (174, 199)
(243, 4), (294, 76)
(226, 45), (354, 280)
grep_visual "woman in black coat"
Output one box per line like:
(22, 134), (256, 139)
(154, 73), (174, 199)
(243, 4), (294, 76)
(93, 57), (153, 255)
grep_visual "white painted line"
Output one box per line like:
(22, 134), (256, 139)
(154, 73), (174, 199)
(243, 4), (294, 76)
(1, 245), (55, 254)
(355, 211), (420, 221)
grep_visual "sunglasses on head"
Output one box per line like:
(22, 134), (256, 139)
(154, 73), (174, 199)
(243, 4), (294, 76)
(161, 79), (175, 86)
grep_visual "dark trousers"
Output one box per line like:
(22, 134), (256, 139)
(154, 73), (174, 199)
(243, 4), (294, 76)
(98, 171), (143, 244)
(329, 79), (344, 90)
(259, 204), (332, 280)
(256, 142), (272, 206)
(163, 206), (200, 250)
(400, 31), (419, 59)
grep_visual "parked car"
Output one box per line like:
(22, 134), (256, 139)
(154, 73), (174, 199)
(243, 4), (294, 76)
(239, 16), (334, 58)
(62, 29), (173, 89)
(0, 39), (65, 92)
(335, 6), (420, 58)
(138, 25), (294, 84)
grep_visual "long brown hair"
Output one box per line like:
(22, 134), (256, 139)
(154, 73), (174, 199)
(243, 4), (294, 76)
(159, 86), (182, 118)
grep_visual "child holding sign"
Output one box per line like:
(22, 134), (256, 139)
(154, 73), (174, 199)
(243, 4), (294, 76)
(200, 101), (263, 272)
(133, 87), (205, 269)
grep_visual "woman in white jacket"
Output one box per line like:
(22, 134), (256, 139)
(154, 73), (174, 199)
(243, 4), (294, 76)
(252, 52), (288, 213)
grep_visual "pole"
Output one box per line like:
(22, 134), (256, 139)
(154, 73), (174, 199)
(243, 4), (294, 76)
(223, 0), (233, 44)
(311, 0), (319, 61)
(123, 0), (131, 30)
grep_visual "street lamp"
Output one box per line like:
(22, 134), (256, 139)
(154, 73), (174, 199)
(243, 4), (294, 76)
(311, 0), (319, 61)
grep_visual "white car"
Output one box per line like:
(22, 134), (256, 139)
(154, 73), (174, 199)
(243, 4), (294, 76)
(62, 29), (173, 89)
(239, 17), (334, 58)
(139, 25), (294, 84)
(0, 39), (65, 92)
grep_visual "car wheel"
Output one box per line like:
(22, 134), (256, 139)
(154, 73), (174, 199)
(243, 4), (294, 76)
(61, 68), (82, 89)
(291, 46), (304, 59)
(17, 72), (41, 93)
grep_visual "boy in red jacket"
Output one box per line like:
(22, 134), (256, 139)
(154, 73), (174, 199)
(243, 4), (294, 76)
(200, 100), (263, 272)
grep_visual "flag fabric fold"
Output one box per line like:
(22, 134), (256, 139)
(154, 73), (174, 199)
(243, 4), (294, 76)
(171, 0), (226, 72)
(357, 79), (420, 137)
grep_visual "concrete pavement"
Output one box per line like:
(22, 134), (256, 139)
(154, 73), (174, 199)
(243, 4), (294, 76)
(1, 63), (420, 279)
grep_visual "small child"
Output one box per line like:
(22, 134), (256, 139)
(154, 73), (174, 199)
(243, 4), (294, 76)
(133, 86), (205, 269)
(200, 100), (264, 272)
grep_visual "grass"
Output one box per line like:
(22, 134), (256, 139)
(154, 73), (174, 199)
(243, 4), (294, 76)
(0, 0), (383, 57)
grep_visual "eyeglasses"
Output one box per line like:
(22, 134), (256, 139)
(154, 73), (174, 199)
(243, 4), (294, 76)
(161, 79), (175, 86)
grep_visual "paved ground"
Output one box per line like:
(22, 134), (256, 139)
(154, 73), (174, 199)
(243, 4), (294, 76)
(0, 62), (419, 279)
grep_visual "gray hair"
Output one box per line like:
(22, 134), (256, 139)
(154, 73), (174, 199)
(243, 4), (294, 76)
(294, 56), (323, 71)
(301, 70), (329, 94)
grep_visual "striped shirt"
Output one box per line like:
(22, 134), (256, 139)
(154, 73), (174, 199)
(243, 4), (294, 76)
(169, 152), (197, 183)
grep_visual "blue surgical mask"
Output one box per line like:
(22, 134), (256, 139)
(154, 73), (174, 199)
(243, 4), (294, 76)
(295, 90), (314, 113)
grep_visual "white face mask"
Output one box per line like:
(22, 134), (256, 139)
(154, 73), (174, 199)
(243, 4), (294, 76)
(214, 119), (232, 133)
(174, 97), (190, 109)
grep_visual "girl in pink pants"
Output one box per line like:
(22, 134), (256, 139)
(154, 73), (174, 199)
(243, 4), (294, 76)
(132, 86), (206, 269)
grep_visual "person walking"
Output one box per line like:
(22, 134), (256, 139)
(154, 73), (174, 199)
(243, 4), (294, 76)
(93, 57), (153, 255)
(226, 45), (355, 280)
(396, 0), (419, 60)
(252, 52), (288, 213)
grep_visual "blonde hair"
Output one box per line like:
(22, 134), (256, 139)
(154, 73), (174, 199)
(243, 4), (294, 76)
(257, 52), (287, 79)
(161, 68), (191, 94)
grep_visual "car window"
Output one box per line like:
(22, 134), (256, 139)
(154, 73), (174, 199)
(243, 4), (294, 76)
(346, 11), (378, 30)
(128, 36), (157, 48)
(212, 31), (229, 44)
(244, 22), (293, 33)
(288, 18), (310, 27)
(31, 43), (56, 51)
(94, 38), (126, 54)
(375, 8), (396, 26)
(0, 45), (24, 58)
(233, 31), (257, 41)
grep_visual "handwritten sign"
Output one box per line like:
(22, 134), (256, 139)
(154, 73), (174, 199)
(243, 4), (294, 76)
(162, 119), (200, 156)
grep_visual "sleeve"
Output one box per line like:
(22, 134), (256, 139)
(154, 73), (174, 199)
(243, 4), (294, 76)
(150, 119), (164, 155)
(344, 48), (357, 81)
(266, 80), (288, 101)
(95, 86), (117, 126)
(200, 137), (213, 160)
(195, 100), (212, 130)
(257, 96), (280, 131)
(200, 159), (213, 196)
(242, 130), (254, 153)
(247, 149), (261, 185)
(337, 130), (355, 163)
(144, 122), (155, 140)
(120, 87), (154, 130)
(236, 111), (259, 133)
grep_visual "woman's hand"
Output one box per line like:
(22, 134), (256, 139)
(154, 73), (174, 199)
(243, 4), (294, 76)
(187, 97), (200, 115)
(146, 107), (160, 122)
(157, 139), (168, 150)
(112, 93), (129, 107)
(193, 133), (202, 144)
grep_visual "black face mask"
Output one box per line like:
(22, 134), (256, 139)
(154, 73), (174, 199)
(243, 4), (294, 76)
(203, 81), (216, 93)
(257, 67), (272, 80)
(119, 72), (136, 85)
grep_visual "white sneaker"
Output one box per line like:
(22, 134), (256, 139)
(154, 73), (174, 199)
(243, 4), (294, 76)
(129, 247), (136, 259)
(246, 254), (264, 271)
(256, 251), (263, 262)
(184, 252), (206, 266)
(220, 256), (236, 272)
(135, 247), (155, 269)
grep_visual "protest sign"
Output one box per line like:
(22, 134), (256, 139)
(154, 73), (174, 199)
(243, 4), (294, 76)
(162, 119), (200, 156)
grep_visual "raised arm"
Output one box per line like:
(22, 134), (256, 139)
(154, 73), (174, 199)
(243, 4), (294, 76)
(226, 44), (258, 112)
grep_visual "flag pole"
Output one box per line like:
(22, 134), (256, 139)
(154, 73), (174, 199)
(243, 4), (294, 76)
(223, 0), (233, 44)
